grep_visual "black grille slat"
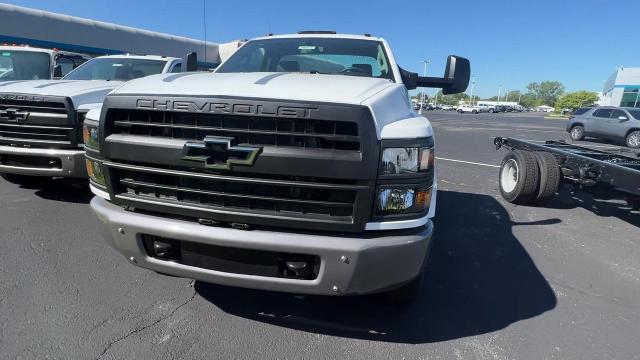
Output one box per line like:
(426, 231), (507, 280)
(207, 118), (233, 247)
(112, 120), (360, 143)
(112, 167), (358, 221)
(120, 179), (354, 208)
(110, 109), (360, 151)
(0, 100), (67, 114)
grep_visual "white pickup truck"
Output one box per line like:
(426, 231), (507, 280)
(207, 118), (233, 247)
(0, 45), (92, 82)
(0, 54), (182, 185)
(86, 32), (470, 303)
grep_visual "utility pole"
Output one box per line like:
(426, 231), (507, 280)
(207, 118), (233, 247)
(518, 92), (522, 105)
(498, 85), (502, 105)
(203, 0), (207, 64)
(419, 59), (431, 114)
(469, 75), (476, 105)
(505, 90), (510, 103)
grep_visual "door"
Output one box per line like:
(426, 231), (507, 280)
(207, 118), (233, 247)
(606, 109), (629, 139)
(588, 108), (613, 137)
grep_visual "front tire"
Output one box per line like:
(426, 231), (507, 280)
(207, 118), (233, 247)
(570, 125), (585, 141)
(472, 110), (478, 114)
(489, 108), (494, 113)
(626, 130), (640, 148)
(499, 150), (540, 204)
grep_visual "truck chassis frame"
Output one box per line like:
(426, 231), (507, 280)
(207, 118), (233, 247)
(494, 137), (640, 206)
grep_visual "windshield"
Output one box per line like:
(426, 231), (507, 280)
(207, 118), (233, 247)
(63, 58), (167, 81)
(216, 37), (394, 80)
(0, 50), (51, 81)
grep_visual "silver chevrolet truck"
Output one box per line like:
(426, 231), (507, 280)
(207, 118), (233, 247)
(87, 32), (470, 301)
(0, 54), (181, 185)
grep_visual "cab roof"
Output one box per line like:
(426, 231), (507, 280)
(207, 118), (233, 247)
(94, 54), (180, 61)
(252, 33), (384, 42)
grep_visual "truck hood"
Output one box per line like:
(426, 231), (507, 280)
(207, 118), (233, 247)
(111, 72), (396, 105)
(0, 80), (123, 107)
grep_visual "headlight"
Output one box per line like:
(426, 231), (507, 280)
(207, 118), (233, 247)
(381, 147), (434, 175)
(82, 124), (99, 151)
(86, 159), (106, 186)
(376, 187), (432, 215)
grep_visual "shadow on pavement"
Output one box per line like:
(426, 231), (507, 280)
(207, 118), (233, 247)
(544, 187), (640, 228)
(33, 178), (93, 204)
(195, 190), (557, 344)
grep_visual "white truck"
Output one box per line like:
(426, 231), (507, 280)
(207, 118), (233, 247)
(0, 45), (91, 81)
(86, 32), (470, 302)
(0, 54), (183, 185)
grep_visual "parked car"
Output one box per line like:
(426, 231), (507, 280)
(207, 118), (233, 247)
(441, 105), (454, 111)
(457, 104), (490, 114)
(567, 106), (640, 148)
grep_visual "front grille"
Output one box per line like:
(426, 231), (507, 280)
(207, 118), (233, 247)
(109, 109), (360, 151)
(100, 96), (379, 232)
(0, 97), (75, 147)
(109, 164), (363, 227)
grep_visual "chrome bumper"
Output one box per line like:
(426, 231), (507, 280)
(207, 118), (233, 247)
(0, 145), (87, 178)
(91, 197), (434, 296)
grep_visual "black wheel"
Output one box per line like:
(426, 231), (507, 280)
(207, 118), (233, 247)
(533, 152), (561, 203)
(625, 130), (640, 148)
(570, 125), (585, 141)
(0, 173), (51, 188)
(472, 110), (478, 114)
(457, 109), (463, 114)
(499, 150), (540, 204)
(489, 108), (494, 113)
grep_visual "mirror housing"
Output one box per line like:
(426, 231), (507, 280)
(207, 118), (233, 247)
(182, 52), (198, 72)
(619, 116), (629, 121)
(402, 55), (470, 94)
(53, 64), (63, 79)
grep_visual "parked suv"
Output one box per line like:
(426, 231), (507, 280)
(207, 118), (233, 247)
(567, 106), (640, 148)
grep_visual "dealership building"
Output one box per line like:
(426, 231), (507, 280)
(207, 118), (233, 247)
(601, 67), (640, 108)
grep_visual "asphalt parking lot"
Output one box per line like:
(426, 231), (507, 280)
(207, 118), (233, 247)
(1, 111), (639, 360)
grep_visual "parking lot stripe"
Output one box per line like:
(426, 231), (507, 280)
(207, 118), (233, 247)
(436, 157), (500, 168)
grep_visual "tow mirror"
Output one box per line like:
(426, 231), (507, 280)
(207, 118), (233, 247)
(400, 55), (470, 94)
(53, 64), (63, 79)
(182, 52), (198, 72)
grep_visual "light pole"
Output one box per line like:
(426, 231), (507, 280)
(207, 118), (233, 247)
(419, 59), (431, 114)
(498, 85), (502, 105)
(469, 75), (477, 105)
(505, 90), (510, 103)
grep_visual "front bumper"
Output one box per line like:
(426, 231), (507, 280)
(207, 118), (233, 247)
(0, 145), (87, 178)
(91, 197), (434, 296)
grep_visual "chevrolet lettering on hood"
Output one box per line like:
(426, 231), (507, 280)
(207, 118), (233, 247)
(136, 98), (319, 119)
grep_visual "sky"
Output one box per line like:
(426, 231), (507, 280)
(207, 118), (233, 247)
(5, 0), (640, 98)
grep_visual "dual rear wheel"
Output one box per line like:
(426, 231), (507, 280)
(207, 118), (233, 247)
(499, 150), (561, 204)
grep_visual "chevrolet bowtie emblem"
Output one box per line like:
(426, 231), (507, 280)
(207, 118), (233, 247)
(0, 107), (29, 122)
(181, 136), (262, 170)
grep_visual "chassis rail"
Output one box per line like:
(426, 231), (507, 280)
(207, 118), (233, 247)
(494, 137), (640, 197)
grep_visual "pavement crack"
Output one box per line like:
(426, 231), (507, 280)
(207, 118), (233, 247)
(94, 286), (196, 360)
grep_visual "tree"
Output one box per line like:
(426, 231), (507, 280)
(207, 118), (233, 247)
(526, 81), (565, 106)
(555, 91), (599, 111)
(411, 92), (428, 103)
